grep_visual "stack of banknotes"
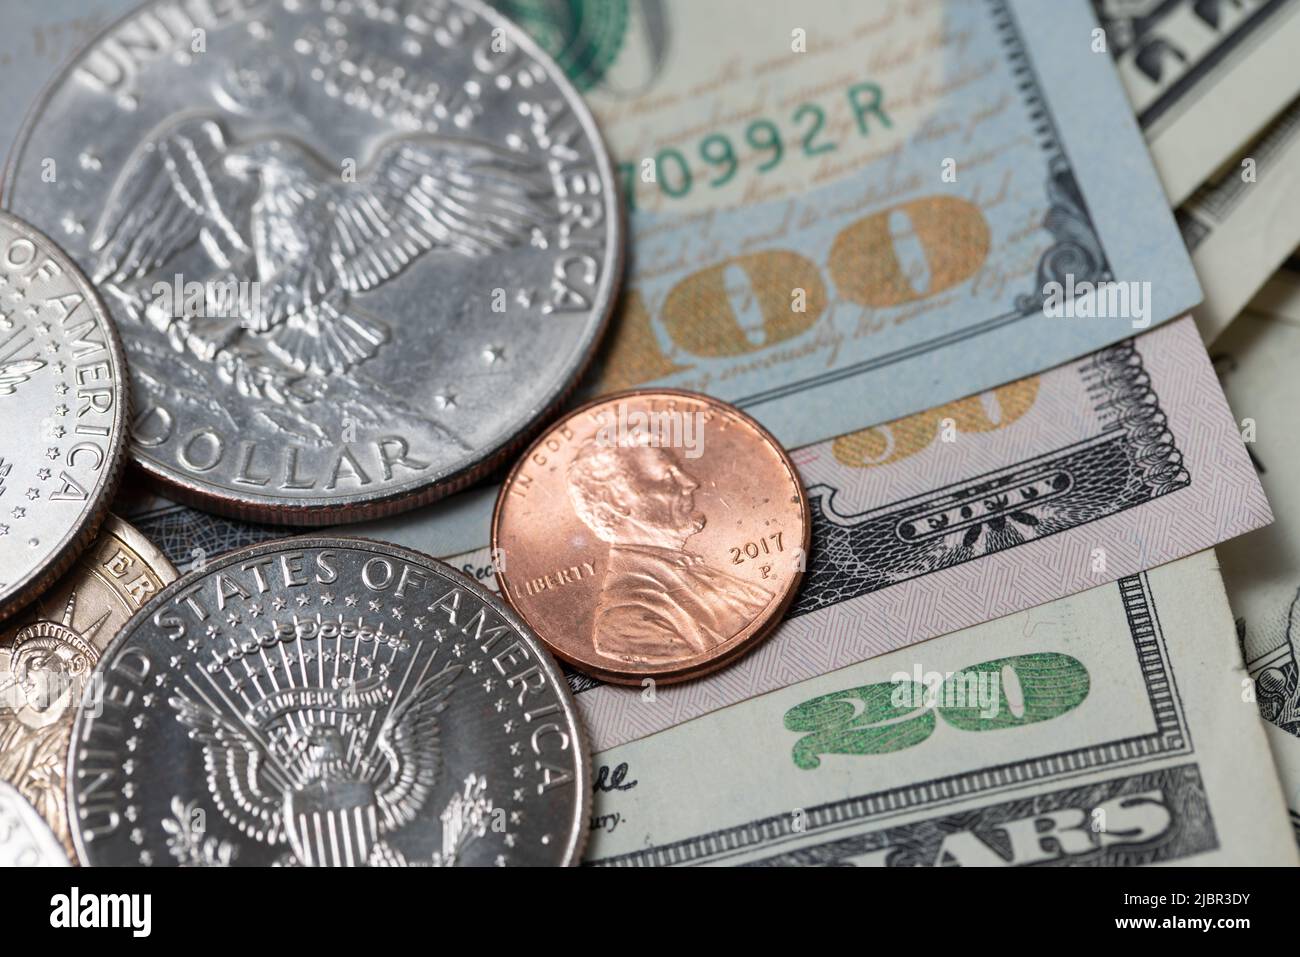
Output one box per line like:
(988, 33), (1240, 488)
(3, 0), (1300, 868)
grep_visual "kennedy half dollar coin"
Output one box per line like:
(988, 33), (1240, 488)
(68, 537), (589, 866)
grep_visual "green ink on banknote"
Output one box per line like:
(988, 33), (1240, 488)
(783, 653), (1090, 769)
(495, 0), (630, 92)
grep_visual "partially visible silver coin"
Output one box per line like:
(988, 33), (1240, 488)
(0, 781), (70, 866)
(5, 0), (621, 525)
(0, 211), (128, 623)
(68, 537), (590, 866)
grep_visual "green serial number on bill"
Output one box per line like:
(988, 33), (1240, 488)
(617, 81), (890, 208)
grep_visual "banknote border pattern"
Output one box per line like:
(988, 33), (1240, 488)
(741, 764), (1216, 867)
(789, 336), (1190, 618)
(588, 571), (1196, 866)
(127, 501), (289, 568)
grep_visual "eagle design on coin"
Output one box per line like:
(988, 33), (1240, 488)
(90, 116), (555, 399)
(168, 653), (476, 866)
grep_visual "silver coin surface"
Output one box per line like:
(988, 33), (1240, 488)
(68, 536), (590, 866)
(0, 211), (129, 623)
(0, 781), (70, 866)
(5, 0), (621, 525)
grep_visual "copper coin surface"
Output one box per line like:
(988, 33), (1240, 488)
(492, 389), (809, 685)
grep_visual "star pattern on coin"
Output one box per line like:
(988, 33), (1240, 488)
(272, 596), (287, 610)
(36, 468), (50, 480)
(24, 488), (38, 501)
(320, 592), (334, 605)
(10, 507), (25, 519)
(45, 447), (60, 460)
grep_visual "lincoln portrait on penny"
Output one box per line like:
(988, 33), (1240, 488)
(566, 438), (773, 663)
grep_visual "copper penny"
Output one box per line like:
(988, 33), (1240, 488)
(492, 389), (809, 685)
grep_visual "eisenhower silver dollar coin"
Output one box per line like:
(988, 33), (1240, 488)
(4, 0), (621, 525)
(68, 537), (590, 866)
(0, 211), (128, 623)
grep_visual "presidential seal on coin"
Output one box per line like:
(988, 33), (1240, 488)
(1, 514), (176, 861)
(68, 537), (589, 866)
(492, 389), (810, 685)
(0, 212), (129, 624)
(5, 0), (621, 525)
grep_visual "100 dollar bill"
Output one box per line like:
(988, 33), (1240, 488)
(584, 550), (1295, 866)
